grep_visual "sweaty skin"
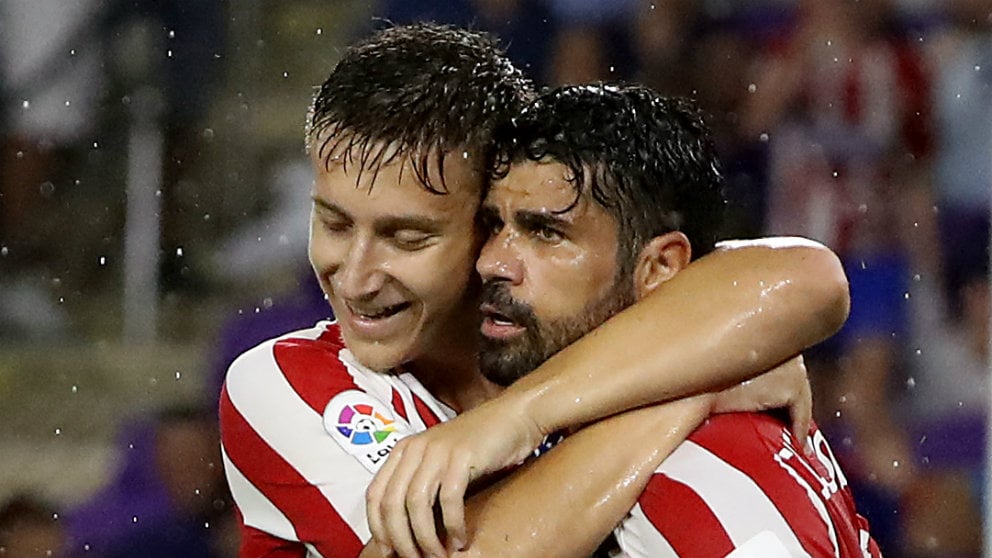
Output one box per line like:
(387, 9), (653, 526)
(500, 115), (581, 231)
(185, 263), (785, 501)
(365, 238), (847, 557)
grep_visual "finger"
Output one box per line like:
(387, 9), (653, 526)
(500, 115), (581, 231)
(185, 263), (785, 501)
(383, 443), (427, 558)
(407, 466), (446, 558)
(367, 442), (405, 547)
(438, 457), (472, 551)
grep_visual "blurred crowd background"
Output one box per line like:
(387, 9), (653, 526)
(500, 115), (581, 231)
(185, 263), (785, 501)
(0, 0), (989, 556)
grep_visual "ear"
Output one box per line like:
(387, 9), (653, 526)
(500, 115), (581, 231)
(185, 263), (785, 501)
(633, 231), (692, 299)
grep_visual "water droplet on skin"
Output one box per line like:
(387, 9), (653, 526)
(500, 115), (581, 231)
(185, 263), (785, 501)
(834, 410), (841, 418)
(826, 40), (832, 46)
(99, 256), (106, 266)
(70, 49), (76, 56)
(64, 100), (71, 107)
(203, 213), (211, 221)
(132, 516), (139, 524)
(71, 385), (78, 393)
(747, 83), (757, 93)
(1, 246), (7, 256)
(52, 513), (58, 520)
(915, 348), (921, 355)
(975, 65), (982, 71)
(167, 49), (173, 58)
(176, 247), (184, 257)
(168, 30), (176, 39)
(903, 292), (910, 299)
(913, 274), (921, 282)
(54, 428), (61, 436)
(262, 297), (274, 309)
(175, 371), (182, 380)
(316, 28), (323, 35)
(759, 133), (769, 142)
(892, 460), (900, 468)
(906, 377), (916, 388)
(21, 99), (29, 109)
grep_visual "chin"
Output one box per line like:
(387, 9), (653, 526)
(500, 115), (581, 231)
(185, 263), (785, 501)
(342, 336), (410, 373)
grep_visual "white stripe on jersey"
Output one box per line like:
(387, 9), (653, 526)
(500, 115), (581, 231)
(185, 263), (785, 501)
(615, 503), (679, 557)
(772, 446), (840, 557)
(222, 447), (299, 541)
(659, 441), (812, 558)
(226, 339), (374, 541)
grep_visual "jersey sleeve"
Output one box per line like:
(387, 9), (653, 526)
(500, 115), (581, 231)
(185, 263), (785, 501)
(219, 331), (385, 558)
(614, 413), (881, 558)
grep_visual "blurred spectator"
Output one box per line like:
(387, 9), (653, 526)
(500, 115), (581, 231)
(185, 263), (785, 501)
(740, 1), (936, 553)
(0, 493), (67, 558)
(66, 405), (234, 557)
(0, 0), (105, 338)
(0, 0), (105, 268)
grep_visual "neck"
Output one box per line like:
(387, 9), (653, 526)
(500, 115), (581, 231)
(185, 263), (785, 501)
(407, 344), (502, 414)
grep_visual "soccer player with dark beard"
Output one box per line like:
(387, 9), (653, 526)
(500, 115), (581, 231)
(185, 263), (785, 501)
(386, 84), (879, 557)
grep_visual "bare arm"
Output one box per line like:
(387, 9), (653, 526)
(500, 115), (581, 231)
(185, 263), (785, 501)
(367, 238), (847, 556)
(506, 236), (847, 437)
(455, 397), (712, 558)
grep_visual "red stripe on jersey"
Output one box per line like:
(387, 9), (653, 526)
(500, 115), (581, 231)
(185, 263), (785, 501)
(239, 510), (307, 558)
(220, 386), (363, 558)
(639, 475), (734, 557)
(391, 388), (409, 422)
(689, 414), (857, 557)
(272, 336), (358, 414)
(412, 392), (443, 427)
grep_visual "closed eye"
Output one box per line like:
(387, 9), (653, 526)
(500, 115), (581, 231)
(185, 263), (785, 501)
(392, 229), (434, 250)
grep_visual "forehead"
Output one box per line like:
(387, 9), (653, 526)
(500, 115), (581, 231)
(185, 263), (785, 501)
(312, 144), (484, 214)
(487, 159), (601, 219)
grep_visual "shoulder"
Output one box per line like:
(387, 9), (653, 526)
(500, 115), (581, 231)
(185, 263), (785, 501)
(224, 321), (350, 392)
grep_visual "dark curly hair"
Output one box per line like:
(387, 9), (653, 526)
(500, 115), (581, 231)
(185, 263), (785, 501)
(492, 83), (726, 275)
(307, 23), (534, 193)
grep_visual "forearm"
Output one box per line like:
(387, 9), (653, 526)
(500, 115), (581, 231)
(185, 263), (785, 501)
(503, 237), (849, 436)
(455, 396), (712, 558)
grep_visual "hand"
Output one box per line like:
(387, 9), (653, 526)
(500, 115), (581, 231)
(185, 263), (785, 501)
(711, 355), (812, 448)
(359, 540), (398, 558)
(365, 395), (545, 558)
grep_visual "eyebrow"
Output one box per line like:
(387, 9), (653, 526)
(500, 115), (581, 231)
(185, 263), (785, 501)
(312, 196), (444, 232)
(515, 209), (572, 231)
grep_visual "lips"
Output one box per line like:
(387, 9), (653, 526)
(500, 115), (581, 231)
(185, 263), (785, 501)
(340, 300), (413, 338)
(480, 302), (526, 339)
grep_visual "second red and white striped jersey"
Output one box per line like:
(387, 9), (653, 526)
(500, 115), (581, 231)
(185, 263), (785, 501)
(614, 413), (881, 558)
(220, 321), (453, 558)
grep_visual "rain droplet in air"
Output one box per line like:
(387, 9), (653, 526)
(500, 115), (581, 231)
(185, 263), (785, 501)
(54, 428), (61, 436)
(175, 371), (182, 380)
(21, 99), (29, 109)
(71, 385), (78, 394)
(759, 133), (769, 142)
(99, 256), (106, 266)
(316, 28), (323, 35)
(747, 83), (757, 93)
(176, 247), (184, 257)
(906, 377), (916, 388)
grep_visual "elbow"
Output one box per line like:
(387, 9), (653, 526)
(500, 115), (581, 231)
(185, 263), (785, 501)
(796, 242), (850, 342)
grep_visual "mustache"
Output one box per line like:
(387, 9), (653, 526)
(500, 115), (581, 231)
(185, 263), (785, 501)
(480, 281), (539, 330)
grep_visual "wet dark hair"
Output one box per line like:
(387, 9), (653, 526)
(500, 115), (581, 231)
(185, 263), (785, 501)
(492, 83), (726, 274)
(307, 23), (534, 193)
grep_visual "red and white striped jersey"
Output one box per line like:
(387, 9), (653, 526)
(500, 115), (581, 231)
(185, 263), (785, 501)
(614, 413), (881, 558)
(219, 321), (454, 558)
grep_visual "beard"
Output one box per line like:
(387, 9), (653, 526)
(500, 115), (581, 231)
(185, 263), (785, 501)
(478, 278), (636, 387)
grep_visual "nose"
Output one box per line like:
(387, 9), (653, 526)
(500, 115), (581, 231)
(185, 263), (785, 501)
(477, 227), (523, 285)
(334, 235), (386, 299)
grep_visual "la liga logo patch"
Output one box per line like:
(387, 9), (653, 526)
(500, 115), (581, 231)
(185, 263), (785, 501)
(323, 390), (410, 473)
(335, 402), (397, 445)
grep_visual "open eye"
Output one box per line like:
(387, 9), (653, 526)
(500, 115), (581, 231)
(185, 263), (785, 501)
(533, 225), (564, 243)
